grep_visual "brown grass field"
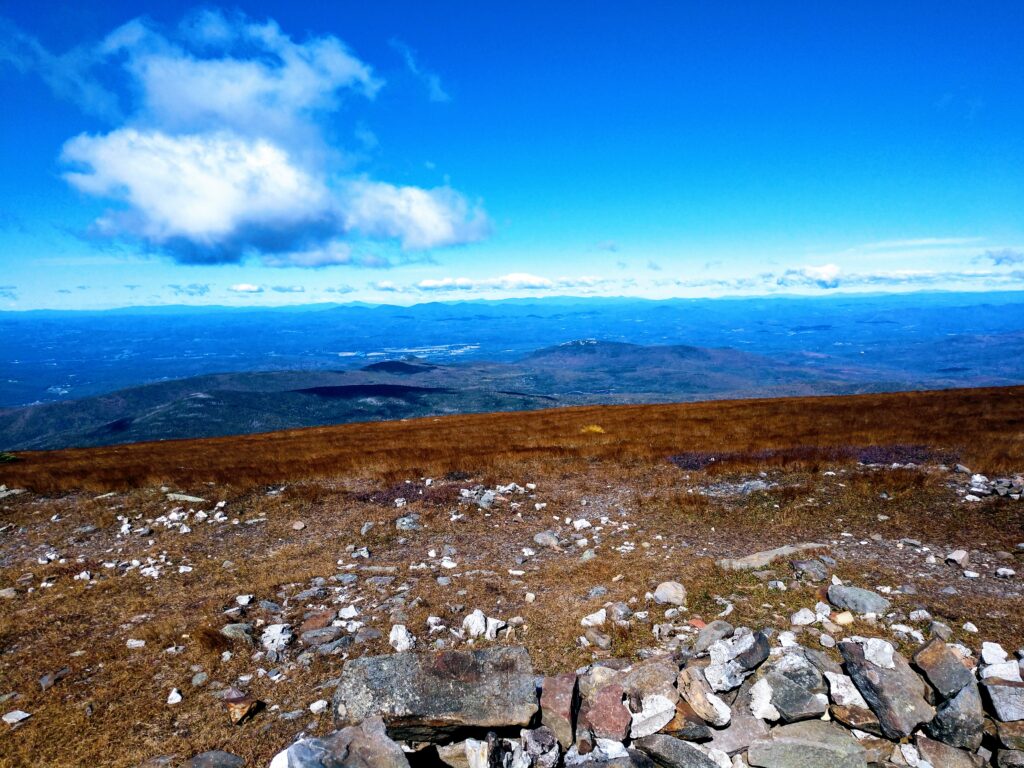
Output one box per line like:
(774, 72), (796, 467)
(1, 387), (1023, 767)
(4, 386), (1024, 492)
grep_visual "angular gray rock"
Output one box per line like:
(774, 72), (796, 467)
(984, 679), (1024, 723)
(790, 559), (828, 582)
(333, 646), (538, 740)
(273, 716), (410, 768)
(716, 543), (827, 571)
(632, 734), (720, 768)
(677, 666), (731, 727)
(706, 677), (769, 756)
(694, 621), (734, 654)
(926, 681), (986, 751)
(914, 638), (975, 700)
(827, 585), (891, 615)
(185, 752), (245, 768)
(914, 733), (982, 768)
(839, 639), (934, 740)
(523, 727), (561, 768)
(747, 720), (867, 768)
(704, 630), (770, 692)
(761, 653), (829, 723)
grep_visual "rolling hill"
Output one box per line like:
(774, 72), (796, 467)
(0, 341), (862, 450)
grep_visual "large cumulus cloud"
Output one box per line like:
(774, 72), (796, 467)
(7, 9), (489, 266)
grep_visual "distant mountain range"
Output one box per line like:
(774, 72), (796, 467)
(3, 292), (1024, 449)
(0, 340), (868, 450)
(5, 292), (1024, 410)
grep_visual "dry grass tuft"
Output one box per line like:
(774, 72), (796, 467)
(196, 627), (231, 655)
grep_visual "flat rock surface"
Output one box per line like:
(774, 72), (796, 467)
(716, 543), (826, 571)
(840, 639), (934, 740)
(333, 646), (538, 740)
(633, 734), (720, 768)
(747, 720), (868, 768)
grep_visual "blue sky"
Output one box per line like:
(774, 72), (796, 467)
(1, 1), (1022, 309)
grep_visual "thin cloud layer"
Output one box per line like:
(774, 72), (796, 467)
(6, 10), (488, 267)
(398, 273), (624, 294)
(390, 38), (450, 103)
(167, 283), (210, 297)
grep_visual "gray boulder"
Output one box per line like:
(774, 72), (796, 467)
(694, 621), (733, 654)
(926, 680), (985, 751)
(827, 585), (891, 615)
(632, 734), (720, 768)
(706, 677), (769, 755)
(333, 646), (538, 741)
(185, 752), (245, 768)
(275, 717), (410, 768)
(914, 638), (975, 700)
(523, 727), (560, 768)
(839, 639), (934, 740)
(914, 733), (983, 768)
(747, 720), (867, 768)
(761, 653), (829, 722)
(985, 680), (1024, 723)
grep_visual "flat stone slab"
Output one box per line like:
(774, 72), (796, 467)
(633, 734), (720, 768)
(914, 733), (981, 768)
(984, 679), (1024, 723)
(840, 639), (934, 740)
(747, 720), (867, 768)
(184, 753), (245, 768)
(333, 646), (538, 741)
(914, 638), (975, 700)
(716, 543), (827, 571)
(827, 585), (891, 615)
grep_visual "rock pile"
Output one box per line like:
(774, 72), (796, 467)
(258, 621), (1024, 768)
(953, 470), (1024, 503)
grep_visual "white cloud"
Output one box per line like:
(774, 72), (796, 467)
(343, 181), (490, 250)
(116, 15), (382, 142)
(63, 129), (332, 262)
(271, 285), (305, 293)
(982, 248), (1024, 266)
(166, 282), (210, 297)
(5, 11), (489, 266)
(408, 273), (620, 294)
(229, 283), (263, 293)
(776, 263), (842, 289)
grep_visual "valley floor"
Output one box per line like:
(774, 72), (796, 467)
(0, 387), (1023, 766)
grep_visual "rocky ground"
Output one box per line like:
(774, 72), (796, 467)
(1, 452), (1023, 766)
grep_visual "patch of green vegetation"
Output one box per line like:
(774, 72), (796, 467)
(0, 452), (21, 464)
